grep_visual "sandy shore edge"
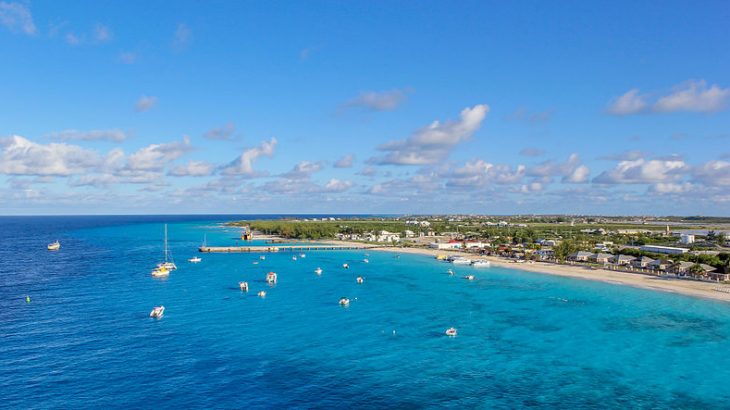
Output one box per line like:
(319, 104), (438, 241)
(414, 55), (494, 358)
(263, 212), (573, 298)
(319, 240), (730, 303)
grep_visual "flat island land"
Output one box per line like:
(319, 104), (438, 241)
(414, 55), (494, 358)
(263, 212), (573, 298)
(228, 215), (730, 303)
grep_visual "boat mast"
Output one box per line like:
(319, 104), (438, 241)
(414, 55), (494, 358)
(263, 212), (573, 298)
(164, 224), (169, 262)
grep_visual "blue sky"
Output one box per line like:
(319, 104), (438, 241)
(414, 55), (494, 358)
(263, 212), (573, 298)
(1, 1), (729, 215)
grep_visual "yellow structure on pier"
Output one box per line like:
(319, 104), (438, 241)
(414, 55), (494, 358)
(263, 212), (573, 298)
(241, 225), (253, 241)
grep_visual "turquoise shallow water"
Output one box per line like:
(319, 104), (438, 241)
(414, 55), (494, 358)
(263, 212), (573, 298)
(2, 216), (730, 408)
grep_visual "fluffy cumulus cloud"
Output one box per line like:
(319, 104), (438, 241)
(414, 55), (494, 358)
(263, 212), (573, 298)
(527, 154), (590, 183)
(341, 89), (409, 112)
(126, 137), (192, 172)
(593, 158), (688, 184)
(220, 137), (277, 176)
(654, 80), (730, 113)
(334, 154), (354, 168)
(608, 80), (730, 116)
(168, 161), (214, 177)
(49, 129), (128, 143)
(0, 1), (36, 35)
(446, 159), (525, 188)
(692, 160), (730, 186)
(281, 161), (323, 179)
(370, 104), (489, 165)
(203, 123), (236, 140)
(607, 89), (648, 115)
(323, 178), (353, 192)
(0, 135), (101, 176)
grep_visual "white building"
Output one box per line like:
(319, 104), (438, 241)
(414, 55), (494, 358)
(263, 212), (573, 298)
(680, 234), (695, 245)
(639, 245), (688, 255)
(376, 230), (401, 243)
(429, 241), (462, 250)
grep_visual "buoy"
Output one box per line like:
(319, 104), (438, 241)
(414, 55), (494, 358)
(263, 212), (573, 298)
(356, 276), (364, 284)
(258, 291), (266, 298)
(25, 296), (30, 303)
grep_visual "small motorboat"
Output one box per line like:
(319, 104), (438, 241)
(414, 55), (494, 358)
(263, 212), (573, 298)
(451, 257), (472, 265)
(252, 261), (259, 265)
(292, 256), (297, 261)
(339, 297), (350, 306)
(188, 256), (202, 263)
(47, 240), (60, 251)
(151, 266), (169, 277)
(342, 263), (349, 269)
(239, 281), (249, 292)
(356, 276), (364, 284)
(149, 306), (165, 319)
(260, 255), (266, 260)
(300, 253), (306, 258)
(445, 327), (457, 337)
(315, 267), (323, 275)
(258, 291), (266, 298)
(447, 269), (454, 276)
(471, 260), (490, 268)
(266, 272), (278, 284)
(464, 275), (475, 281)
(363, 258), (369, 264)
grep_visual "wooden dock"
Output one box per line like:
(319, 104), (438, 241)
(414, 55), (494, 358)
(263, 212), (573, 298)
(199, 245), (374, 253)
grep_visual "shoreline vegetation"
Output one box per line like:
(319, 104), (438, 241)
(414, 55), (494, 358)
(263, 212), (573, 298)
(226, 217), (730, 303)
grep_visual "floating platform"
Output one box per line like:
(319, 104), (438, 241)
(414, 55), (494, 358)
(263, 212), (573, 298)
(199, 245), (375, 253)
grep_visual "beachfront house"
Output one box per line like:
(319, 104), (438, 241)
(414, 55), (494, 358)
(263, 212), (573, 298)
(611, 254), (636, 266)
(404, 230), (416, 238)
(632, 256), (655, 269)
(708, 269), (729, 282)
(671, 261), (695, 275)
(536, 249), (555, 260)
(376, 231), (401, 243)
(464, 240), (487, 249)
(590, 253), (613, 264)
(568, 251), (593, 262)
(649, 259), (672, 272)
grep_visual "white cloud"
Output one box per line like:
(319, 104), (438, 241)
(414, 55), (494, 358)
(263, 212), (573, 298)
(607, 89), (648, 115)
(334, 154), (354, 168)
(135, 95), (158, 112)
(281, 160), (323, 179)
(173, 23), (191, 50)
(446, 159), (526, 188)
(342, 89), (410, 112)
(654, 80), (730, 113)
(168, 161), (214, 177)
(519, 147), (545, 157)
(692, 160), (730, 186)
(593, 158), (689, 184)
(49, 129), (128, 143)
(0, 135), (101, 176)
(220, 137), (277, 176)
(323, 178), (353, 192)
(203, 123), (236, 140)
(94, 24), (111, 42)
(609, 80), (730, 116)
(0, 1), (36, 35)
(527, 154), (590, 183)
(370, 104), (489, 165)
(126, 137), (192, 171)
(65, 32), (80, 46)
(650, 182), (696, 194)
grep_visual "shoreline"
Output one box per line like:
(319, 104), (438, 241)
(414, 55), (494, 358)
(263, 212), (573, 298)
(319, 240), (730, 304)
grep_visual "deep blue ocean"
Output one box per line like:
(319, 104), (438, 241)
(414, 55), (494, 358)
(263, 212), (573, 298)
(2, 215), (730, 409)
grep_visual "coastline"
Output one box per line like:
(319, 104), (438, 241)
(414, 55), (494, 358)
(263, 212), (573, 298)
(319, 240), (730, 303)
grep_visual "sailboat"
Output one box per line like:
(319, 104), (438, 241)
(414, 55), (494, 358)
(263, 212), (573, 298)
(156, 224), (177, 271)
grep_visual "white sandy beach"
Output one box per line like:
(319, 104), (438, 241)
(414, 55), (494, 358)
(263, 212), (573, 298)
(320, 240), (730, 303)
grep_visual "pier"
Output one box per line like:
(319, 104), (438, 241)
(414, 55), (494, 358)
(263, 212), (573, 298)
(199, 245), (376, 253)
